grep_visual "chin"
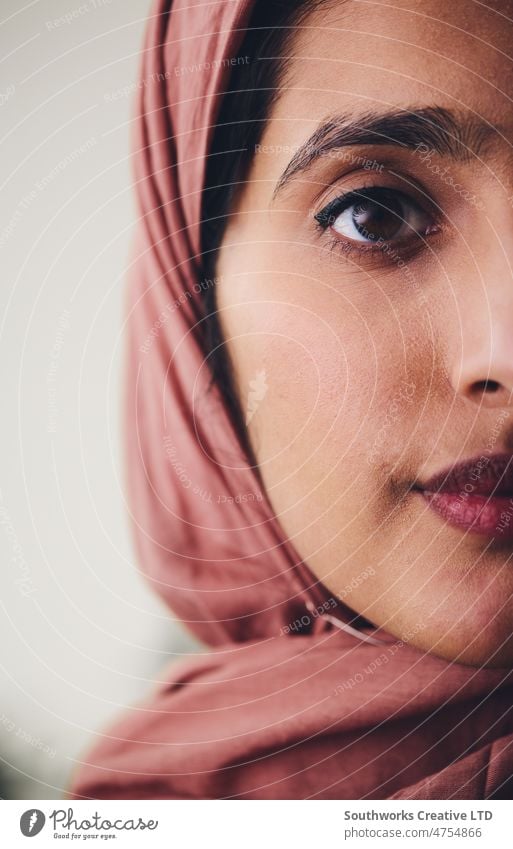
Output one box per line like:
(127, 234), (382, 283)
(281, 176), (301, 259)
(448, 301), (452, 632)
(412, 625), (513, 669)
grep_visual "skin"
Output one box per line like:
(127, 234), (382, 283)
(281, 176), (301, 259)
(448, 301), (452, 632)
(215, 0), (513, 667)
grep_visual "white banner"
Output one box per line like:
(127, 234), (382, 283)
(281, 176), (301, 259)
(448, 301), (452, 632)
(0, 800), (510, 848)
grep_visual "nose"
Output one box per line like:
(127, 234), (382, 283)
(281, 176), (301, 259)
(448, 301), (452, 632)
(450, 251), (513, 409)
(452, 320), (513, 408)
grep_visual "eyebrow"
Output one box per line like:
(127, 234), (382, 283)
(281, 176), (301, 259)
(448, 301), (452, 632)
(272, 106), (496, 200)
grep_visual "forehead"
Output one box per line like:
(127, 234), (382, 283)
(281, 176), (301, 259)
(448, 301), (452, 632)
(274, 0), (513, 126)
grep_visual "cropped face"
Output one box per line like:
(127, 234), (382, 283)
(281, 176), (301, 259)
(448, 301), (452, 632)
(215, 0), (513, 666)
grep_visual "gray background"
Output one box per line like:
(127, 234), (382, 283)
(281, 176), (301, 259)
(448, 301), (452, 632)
(0, 0), (198, 799)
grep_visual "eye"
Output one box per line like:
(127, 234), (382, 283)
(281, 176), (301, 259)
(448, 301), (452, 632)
(314, 187), (435, 245)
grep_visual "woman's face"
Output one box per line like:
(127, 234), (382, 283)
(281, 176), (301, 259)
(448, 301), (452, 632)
(215, 0), (513, 666)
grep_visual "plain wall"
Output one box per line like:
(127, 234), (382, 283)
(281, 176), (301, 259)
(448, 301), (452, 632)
(0, 0), (199, 799)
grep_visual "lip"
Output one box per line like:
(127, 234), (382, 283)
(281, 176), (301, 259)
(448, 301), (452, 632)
(416, 452), (513, 538)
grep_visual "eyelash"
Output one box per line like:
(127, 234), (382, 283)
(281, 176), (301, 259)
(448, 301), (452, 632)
(314, 185), (440, 259)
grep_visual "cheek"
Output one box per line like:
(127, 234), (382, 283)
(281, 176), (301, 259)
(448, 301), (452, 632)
(220, 291), (410, 526)
(216, 240), (438, 582)
(222, 286), (420, 468)
(222, 297), (366, 458)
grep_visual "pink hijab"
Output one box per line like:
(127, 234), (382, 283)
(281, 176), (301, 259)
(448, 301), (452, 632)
(69, 0), (513, 799)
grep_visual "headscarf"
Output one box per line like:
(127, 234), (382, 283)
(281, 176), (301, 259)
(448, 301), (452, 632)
(68, 0), (513, 799)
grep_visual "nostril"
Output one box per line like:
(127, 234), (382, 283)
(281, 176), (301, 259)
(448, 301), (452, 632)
(473, 379), (501, 393)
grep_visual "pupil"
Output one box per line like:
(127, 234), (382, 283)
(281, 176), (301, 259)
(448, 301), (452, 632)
(352, 194), (404, 241)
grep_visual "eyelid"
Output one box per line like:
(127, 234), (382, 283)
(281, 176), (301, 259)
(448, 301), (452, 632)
(310, 166), (440, 222)
(313, 187), (421, 230)
(312, 182), (444, 262)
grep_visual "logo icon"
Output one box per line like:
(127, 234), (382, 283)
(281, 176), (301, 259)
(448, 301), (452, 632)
(20, 809), (46, 837)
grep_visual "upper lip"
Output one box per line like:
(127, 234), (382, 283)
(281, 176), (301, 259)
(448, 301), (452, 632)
(417, 452), (513, 497)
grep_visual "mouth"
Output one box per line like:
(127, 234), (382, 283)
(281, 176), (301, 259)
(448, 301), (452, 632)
(414, 452), (513, 539)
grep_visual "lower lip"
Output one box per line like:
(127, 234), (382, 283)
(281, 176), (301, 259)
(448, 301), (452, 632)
(421, 490), (513, 539)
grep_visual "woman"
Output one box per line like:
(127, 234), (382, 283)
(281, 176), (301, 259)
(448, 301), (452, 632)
(69, 0), (513, 799)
